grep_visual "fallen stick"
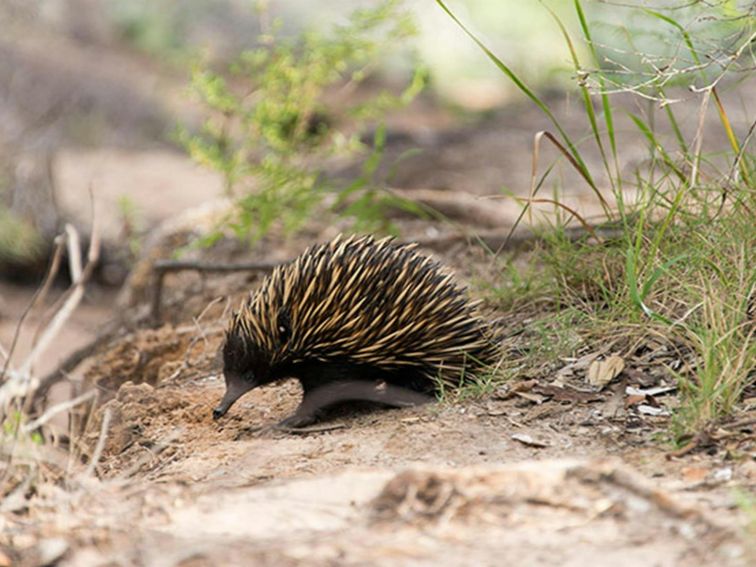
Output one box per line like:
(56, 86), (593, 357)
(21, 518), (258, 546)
(31, 320), (122, 408)
(85, 407), (111, 478)
(21, 390), (97, 434)
(149, 259), (280, 323)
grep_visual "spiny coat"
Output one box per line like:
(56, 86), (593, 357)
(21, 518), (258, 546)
(213, 234), (499, 427)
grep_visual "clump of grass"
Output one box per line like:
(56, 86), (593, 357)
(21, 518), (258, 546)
(669, 212), (755, 437)
(437, 0), (755, 440)
(438, 368), (503, 403)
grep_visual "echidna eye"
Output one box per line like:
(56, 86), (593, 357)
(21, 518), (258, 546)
(277, 309), (292, 344)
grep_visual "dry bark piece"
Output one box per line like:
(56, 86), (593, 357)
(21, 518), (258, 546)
(625, 385), (678, 397)
(511, 433), (550, 448)
(637, 404), (669, 417)
(534, 384), (604, 403)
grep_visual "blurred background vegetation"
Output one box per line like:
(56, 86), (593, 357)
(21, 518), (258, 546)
(2, 0), (751, 245)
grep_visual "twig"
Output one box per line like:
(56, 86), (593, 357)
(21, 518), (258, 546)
(32, 320), (122, 408)
(29, 236), (68, 349)
(85, 407), (111, 477)
(33, 236), (67, 316)
(153, 259), (282, 274)
(21, 390), (97, 434)
(274, 423), (347, 434)
(665, 432), (709, 460)
(725, 118), (755, 193)
(0, 234), (67, 383)
(65, 223), (83, 283)
(689, 88), (711, 189)
(237, 422), (348, 438)
(0, 205), (100, 409)
(150, 259), (280, 323)
(722, 416), (756, 431)
(116, 430), (182, 480)
(17, 222), (99, 378)
(188, 297), (225, 356)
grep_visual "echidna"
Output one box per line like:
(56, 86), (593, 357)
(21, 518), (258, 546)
(213, 234), (499, 427)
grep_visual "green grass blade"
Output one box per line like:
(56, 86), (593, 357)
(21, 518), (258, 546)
(629, 113), (687, 183)
(640, 253), (688, 300)
(641, 9), (701, 66)
(541, 1), (612, 192)
(539, 131), (611, 212)
(573, 0), (621, 189)
(625, 245), (674, 325)
(433, 0), (607, 215)
(713, 88), (752, 187)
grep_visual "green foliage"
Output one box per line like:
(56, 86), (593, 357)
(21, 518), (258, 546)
(2, 411), (43, 446)
(178, 0), (426, 243)
(438, 0), (756, 439)
(0, 205), (45, 266)
(116, 195), (145, 259)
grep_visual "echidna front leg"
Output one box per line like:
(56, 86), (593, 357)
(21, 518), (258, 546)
(277, 380), (434, 429)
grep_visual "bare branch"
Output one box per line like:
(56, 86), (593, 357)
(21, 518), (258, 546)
(85, 407), (111, 478)
(150, 259), (280, 322)
(0, 200), (100, 411)
(0, 233), (67, 383)
(21, 389), (97, 434)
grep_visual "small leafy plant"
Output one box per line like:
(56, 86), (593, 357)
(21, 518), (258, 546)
(178, 0), (426, 245)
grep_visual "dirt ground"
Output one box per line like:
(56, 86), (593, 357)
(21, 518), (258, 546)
(2, 228), (755, 566)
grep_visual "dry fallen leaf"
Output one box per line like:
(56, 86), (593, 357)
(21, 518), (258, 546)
(681, 466), (709, 484)
(625, 394), (647, 407)
(587, 355), (625, 390)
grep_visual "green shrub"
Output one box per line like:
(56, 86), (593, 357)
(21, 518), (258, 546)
(178, 0), (426, 244)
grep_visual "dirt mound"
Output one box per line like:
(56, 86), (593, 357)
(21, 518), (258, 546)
(84, 326), (196, 397)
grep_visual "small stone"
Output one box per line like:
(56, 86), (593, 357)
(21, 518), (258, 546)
(37, 538), (69, 565)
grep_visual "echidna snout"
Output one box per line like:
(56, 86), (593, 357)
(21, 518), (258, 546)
(212, 372), (256, 420)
